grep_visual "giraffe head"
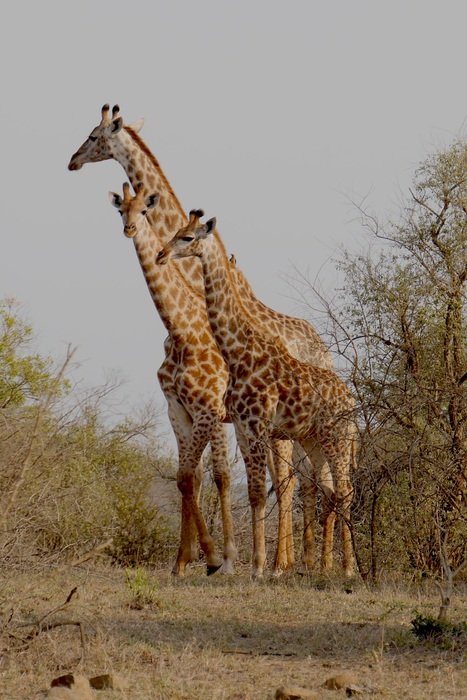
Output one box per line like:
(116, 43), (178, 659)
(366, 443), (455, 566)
(108, 182), (160, 238)
(156, 210), (216, 265)
(68, 104), (144, 171)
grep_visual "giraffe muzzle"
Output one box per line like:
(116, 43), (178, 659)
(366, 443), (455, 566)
(68, 156), (83, 171)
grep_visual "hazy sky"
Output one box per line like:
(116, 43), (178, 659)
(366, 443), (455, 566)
(1, 1), (466, 444)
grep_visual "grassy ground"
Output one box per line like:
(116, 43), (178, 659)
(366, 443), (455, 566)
(0, 563), (465, 699)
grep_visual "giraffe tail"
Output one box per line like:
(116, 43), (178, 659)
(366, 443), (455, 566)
(350, 425), (359, 472)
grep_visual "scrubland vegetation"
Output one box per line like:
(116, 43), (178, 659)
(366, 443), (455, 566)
(0, 142), (465, 698)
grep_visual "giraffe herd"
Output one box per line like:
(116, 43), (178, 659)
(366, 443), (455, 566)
(68, 104), (358, 579)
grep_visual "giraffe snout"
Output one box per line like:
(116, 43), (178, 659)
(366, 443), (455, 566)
(68, 155), (83, 171)
(124, 224), (137, 238)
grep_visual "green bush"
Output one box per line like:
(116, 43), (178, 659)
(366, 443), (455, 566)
(0, 301), (178, 568)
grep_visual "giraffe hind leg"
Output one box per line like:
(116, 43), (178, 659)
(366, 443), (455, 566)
(300, 439), (337, 573)
(318, 437), (355, 578)
(167, 398), (222, 576)
(295, 443), (317, 572)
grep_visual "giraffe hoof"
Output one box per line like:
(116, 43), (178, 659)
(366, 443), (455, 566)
(206, 563), (223, 576)
(251, 571), (264, 581)
(218, 560), (235, 575)
(272, 562), (291, 578)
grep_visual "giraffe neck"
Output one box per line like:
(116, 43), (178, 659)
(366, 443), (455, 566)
(199, 238), (252, 366)
(133, 218), (208, 342)
(110, 125), (330, 369)
(110, 127), (208, 292)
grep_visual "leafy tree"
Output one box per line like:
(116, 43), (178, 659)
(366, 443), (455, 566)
(0, 299), (62, 408)
(303, 140), (466, 581)
(0, 301), (177, 567)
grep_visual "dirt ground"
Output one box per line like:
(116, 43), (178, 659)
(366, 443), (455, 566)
(0, 564), (465, 699)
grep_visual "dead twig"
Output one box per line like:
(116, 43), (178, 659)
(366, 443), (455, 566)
(6, 586), (86, 660)
(222, 649), (297, 657)
(70, 538), (113, 567)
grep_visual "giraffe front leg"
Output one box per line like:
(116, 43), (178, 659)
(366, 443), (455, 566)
(210, 423), (237, 574)
(235, 425), (268, 579)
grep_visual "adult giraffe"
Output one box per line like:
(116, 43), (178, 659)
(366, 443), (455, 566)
(157, 212), (358, 578)
(68, 104), (335, 573)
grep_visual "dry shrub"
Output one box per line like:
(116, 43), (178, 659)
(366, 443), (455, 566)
(0, 301), (178, 569)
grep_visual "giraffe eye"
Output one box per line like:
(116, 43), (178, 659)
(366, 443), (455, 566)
(89, 135), (97, 142)
(119, 210), (123, 216)
(181, 236), (194, 242)
(141, 209), (147, 216)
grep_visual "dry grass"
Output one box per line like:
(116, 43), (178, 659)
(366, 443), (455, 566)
(0, 564), (465, 699)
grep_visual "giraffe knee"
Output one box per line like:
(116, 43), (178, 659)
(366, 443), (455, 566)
(177, 470), (197, 495)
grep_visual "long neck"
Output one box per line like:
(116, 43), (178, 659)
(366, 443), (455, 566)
(133, 218), (208, 342)
(230, 264), (332, 368)
(199, 238), (252, 366)
(111, 128), (209, 292)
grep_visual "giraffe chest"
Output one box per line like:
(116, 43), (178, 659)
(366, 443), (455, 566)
(157, 345), (228, 416)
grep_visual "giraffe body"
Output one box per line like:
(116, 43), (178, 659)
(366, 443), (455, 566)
(157, 216), (357, 578)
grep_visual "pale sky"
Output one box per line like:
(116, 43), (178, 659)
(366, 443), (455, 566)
(1, 1), (466, 444)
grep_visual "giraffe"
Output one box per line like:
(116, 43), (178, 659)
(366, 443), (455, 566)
(69, 105), (235, 575)
(156, 212), (358, 578)
(108, 184), (236, 575)
(68, 104), (336, 573)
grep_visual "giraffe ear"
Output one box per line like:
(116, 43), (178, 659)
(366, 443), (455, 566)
(129, 117), (144, 133)
(108, 191), (122, 208)
(197, 217), (216, 239)
(111, 117), (123, 134)
(205, 217), (216, 234)
(145, 192), (160, 210)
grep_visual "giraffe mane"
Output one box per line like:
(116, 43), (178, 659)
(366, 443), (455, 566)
(124, 123), (231, 289)
(124, 125), (187, 219)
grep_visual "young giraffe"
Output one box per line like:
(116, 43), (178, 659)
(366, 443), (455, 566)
(157, 212), (357, 578)
(68, 104), (336, 573)
(109, 184), (235, 574)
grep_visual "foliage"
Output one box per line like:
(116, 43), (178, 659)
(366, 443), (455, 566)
(0, 302), (178, 568)
(124, 567), (160, 609)
(411, 612), (467, 644)
(0, 299), (68, 407)
(302, 140), (466, 582)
